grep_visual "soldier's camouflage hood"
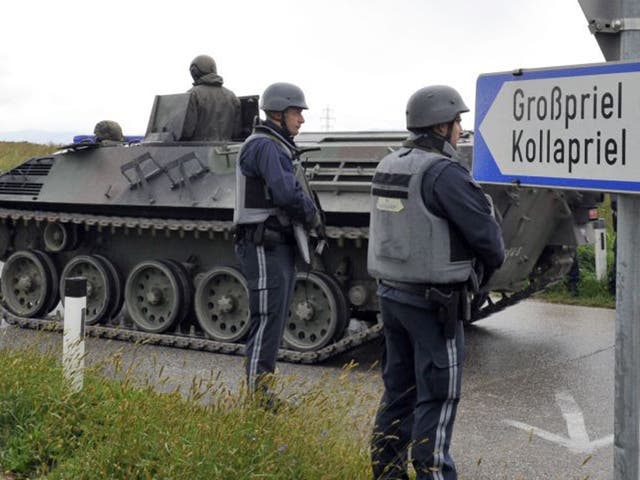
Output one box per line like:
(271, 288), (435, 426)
(193, 72), (224, 87)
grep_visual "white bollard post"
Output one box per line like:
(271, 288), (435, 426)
(63, 277), (87, 393)
(593, 219), (607, 282)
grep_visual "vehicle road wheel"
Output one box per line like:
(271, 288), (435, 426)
(163, 259), (193, 325)
(283, 271), (340, 352)
(43, 223), (78, 252)
(1, 249), (57, 318)
(60, 255), (115, 325)
(32, 250), (60, 314)
(194, 266), (250, 342)
(312, 271), (349, 341)
(124, 260), (185, 333)
(93, 254), (124, 319)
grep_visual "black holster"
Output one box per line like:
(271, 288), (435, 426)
(237, 223), (293, 249)
(426, 287), (461, 339)
(252, 223), (265, 244)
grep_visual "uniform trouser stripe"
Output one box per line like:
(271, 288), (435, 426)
(248, 245), (268, 392)
(432, 338), (458, 480)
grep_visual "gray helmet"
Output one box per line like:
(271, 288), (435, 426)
(190, 55), (217, 81)
(94, 120), (123, 142)
(260, 82), (308, 112)
(406, 85), (469, 130)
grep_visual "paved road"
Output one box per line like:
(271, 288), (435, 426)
(0, 299), (616, 479)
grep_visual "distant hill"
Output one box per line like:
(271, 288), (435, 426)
(0, 130), (80, 145)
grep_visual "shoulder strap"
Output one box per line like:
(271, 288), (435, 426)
(250, 127), (296, 159)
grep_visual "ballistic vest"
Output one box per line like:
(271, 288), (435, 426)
(367, 147), (474, 284)
(233, 131), (294, 226)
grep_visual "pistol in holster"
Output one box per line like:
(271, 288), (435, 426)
(238, 223), (283, 249)
(426, 287), (468, 339)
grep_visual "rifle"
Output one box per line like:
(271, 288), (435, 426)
(293, 148), (327, 263)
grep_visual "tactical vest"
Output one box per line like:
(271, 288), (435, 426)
(367, 147), (474, 284)
(233, 132), (293, 226)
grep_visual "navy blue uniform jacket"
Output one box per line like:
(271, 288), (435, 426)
(238, 122), (317, 226)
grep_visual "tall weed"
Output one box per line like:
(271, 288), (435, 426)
(0, 348), (375, 480)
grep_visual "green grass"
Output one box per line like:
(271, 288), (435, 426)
(0, 348), (376, 480)
(0, 141), (59, 172)
(535, 243), (615, 309)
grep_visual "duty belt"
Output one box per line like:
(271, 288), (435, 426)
(380, 279), (465, 339)
(234, 223), (295, 245)
(379, 280), (461, 295)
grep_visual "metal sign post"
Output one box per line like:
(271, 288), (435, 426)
(577, 0), (640, 477)
(614, 2), (640, 477)
(614, 193), (640, 479)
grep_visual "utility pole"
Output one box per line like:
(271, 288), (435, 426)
(321, 105), (335, 132)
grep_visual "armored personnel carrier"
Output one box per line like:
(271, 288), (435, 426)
(0, 93), (602, 363)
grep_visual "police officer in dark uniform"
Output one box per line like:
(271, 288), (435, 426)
(368, 85), (505, 479)
(233, 82), (318, 400)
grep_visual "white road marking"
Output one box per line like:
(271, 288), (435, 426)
(503, 391), (613, 454)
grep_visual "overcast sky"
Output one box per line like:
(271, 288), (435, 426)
(0, 0), (604, 140)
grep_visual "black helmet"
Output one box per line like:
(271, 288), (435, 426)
(406, 85), (469, 130)
(260, 82), (308, 112)
(190, 55), (217, 81)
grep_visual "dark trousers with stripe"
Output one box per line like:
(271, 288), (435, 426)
(235, 238), (296, 392)
(371, 297), (464, 480)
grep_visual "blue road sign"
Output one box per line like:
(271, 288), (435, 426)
(474, 60), (640, 193)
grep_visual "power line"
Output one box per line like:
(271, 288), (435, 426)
(320, 105), (335, 131)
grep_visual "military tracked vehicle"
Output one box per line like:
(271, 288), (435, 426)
(0, 93), (602, 363)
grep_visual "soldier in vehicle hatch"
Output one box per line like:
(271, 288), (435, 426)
(233, 82), (319, 408)
(94, 120), (124, 143)
(368, 86), (505, 480)
(180, 54), (241, 142)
